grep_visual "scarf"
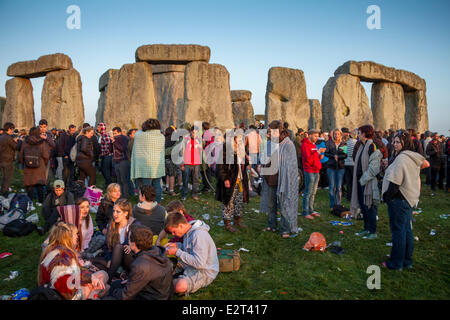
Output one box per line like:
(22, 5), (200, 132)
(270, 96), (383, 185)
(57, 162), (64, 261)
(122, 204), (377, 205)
(350, 139), (374, 216)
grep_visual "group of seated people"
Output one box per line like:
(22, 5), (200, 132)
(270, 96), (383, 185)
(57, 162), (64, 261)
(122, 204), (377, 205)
(37, 181), (219, 300)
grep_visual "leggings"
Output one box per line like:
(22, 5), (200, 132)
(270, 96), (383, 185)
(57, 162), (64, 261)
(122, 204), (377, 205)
(77, 160), (96, 186)
(90, 244), (135, 282)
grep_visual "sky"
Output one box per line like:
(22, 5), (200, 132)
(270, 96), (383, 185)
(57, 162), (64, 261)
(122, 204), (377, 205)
(0, 0), (449, 134)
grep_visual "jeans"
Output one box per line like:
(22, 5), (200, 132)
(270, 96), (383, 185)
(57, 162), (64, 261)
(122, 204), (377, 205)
(447, 158), (450, 190)
(327, 168), (345, 208)
(136, 178), (162, 203)
(182, 165), (200, 198)
(115, 160), (130, 199)
(386, 198), (414, 270)
(265, 181), (278, 230)
(302, 172), (319, 216)
(127, 162), (135, 196)
(100, 155), (113, 187)
(26, 185), (45, 203)
(56, 157), (64, 180)
(357, 181), (377, 234)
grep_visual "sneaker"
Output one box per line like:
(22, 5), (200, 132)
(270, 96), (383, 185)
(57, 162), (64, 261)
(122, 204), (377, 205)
(355, 230), (369, 237)
(303, 215), (314, 220)
(363, 233), (378, 240)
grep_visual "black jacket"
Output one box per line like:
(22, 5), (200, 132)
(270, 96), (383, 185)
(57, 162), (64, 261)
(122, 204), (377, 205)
(110, 246), (173, 300)
(96, 198), (115, 232)
(426, 140), (441, 169)
(324, 140), (347, 170)
(132, 204), (166, 235)
(113, 135), (130, 163)
(58, 132), (76, 158)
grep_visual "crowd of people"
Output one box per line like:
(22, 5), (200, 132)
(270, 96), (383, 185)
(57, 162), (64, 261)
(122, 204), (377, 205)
(0, 116), (449, 299)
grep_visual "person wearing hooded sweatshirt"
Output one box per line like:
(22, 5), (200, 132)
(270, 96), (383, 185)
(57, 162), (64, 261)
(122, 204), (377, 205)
(19, 127), (51, 203)
(165, 213), (219, 295)
(382, 132), (429, 270)
(106, 226), (173, 300)
(97, 123), (113, 187)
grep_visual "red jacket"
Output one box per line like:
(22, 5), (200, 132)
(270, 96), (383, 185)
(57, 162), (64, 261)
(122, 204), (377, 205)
(301, 138), (322, 173)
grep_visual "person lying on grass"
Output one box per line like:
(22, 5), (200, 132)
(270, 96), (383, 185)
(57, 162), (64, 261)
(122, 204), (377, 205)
(104, 226), (173, 300)
(164, 212), (219, 295)
(38, 222), (109, 300)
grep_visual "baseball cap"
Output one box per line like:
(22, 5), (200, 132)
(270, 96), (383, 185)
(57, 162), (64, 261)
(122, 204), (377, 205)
(53, 180), (65, 189)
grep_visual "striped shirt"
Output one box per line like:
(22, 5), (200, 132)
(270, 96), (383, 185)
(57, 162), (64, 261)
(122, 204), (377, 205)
(345, 138), (357, 166)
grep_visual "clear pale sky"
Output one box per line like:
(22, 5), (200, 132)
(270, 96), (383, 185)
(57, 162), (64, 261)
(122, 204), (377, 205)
(0, 0), (449, 134)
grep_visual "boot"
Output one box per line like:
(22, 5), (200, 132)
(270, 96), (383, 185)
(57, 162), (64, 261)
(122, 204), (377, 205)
(233, 216), (248, 230)
(224, 219), (238, 233)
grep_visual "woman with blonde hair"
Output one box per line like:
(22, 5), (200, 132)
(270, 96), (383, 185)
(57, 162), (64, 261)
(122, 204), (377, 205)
(96, 183), (122, 234)
(324, 129), (347, 209)
(38, 222), (108, 300)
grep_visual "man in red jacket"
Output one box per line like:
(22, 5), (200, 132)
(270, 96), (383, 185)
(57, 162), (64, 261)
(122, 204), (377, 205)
(301, 129), (325, 220)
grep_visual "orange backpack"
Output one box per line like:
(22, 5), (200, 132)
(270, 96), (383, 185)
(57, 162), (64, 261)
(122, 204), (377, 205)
(303, 232), (327, 252)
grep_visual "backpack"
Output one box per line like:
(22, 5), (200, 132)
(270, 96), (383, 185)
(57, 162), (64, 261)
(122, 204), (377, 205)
(0, 208), (26, 231)
(9, 194), (32, 215)
(331, 205), (351, 219)
(68, 180), (86, 199)
(23, 144), (42, 168)
(303, 232), (327, 252)
(70, 134), (82, 162)
(217, 249), (241, 272)
(29, 284), (63, 300)
(2, 218), (36, 237)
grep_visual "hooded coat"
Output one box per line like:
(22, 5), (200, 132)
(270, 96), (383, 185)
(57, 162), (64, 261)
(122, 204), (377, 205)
(110, 246), (173, 300)
(19, 136), (51, 186)
(175, 220), (219, 281)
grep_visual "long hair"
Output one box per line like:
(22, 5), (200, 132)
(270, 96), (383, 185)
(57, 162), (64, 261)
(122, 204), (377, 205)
(105, 183), (121, 201)
(38, 222), (78, 284)
(332, 129), (343, 143)
(75, 197), (91, 229)
(107, 199), (132, 250)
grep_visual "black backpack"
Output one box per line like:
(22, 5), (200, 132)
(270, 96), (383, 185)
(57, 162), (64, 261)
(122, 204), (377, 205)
(68, 180), (86, 199)
(29, 284), (64, 300)
(2, 218), (37, 237)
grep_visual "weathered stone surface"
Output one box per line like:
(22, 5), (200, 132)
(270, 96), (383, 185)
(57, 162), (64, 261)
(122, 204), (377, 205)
(136, 44), (210, 64)
(371, 82), (405, 130)
(153, 71), (185, 129)
(2, 78), (35, 129)
(150, 64), (186, 74)
(7, 53), (73, 78)
(0, 97), (6, 125)
(231, 90), (252, 102)
(255, 114), (265, 121)
(405, 90), (429, 133)
(334, 60), (426, 92)
(99, 69), (118, 91)
(102, 62), (157, 131)
(232, 100), (254, 128)
(308, 99), (322, 130)
(264, 67), (310, 131)
(322, 74), (373, 131)
(183, 62), (234, 129)
(41, 69), (85, 130)
(96, 90), (107, 125)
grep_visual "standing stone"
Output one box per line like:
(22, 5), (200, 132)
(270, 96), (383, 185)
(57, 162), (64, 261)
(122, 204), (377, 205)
(322, 74), (373, 132)
(231, 90), (254, 128)
(183, 62), (234, 130)
(0, 97), (6, 126)
(136, 44), (210, 64)
(3, 78), (35, 130)
(41, 69), (85, 130)
(405, 90), (429, 133)
(308, 99), (322, 131)
(152, 65), (186, 129)
(265, 67), (310, 132)
(103, 62), (157, 131)
(96, 69), (119, 125)
(371, 82), (406, 130)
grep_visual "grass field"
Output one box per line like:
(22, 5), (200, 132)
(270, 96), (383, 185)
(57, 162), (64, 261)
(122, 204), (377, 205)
(0, 167), (449, 300)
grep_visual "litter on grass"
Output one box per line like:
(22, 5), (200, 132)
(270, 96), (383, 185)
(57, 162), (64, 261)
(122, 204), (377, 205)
(0, 252), (12, 259)
(238, 248), (250, 252)
(225, 243), (234, 246)
(331, 221), (354, 226)
(414, 236), (419, 241)
(202, 214), (210, 220)
(26, 213), (39, 223)
(440, 214), (450, 219)
(3, 271), (19, 281)
(430, 229), (436, 236)
(386, 242), (393, 247)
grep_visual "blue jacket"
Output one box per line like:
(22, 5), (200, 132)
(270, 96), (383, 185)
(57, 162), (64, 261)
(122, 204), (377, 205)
(316, 139), (328, 164)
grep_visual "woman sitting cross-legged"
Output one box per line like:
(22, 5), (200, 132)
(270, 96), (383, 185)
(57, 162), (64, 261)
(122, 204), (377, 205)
(38, 222), (109, 300)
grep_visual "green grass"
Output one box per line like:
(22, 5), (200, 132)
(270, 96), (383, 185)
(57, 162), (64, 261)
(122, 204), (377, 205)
(0, 168), (449, 300)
